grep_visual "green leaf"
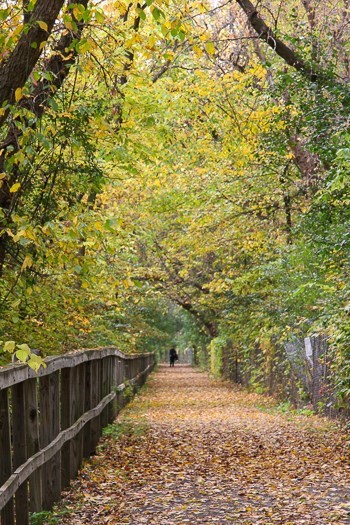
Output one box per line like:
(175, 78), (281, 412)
(0, 9), (9, 21)
(136, 7), (146, 20)
(28, 354), (46, 371)
(151, 7), (163, 21)
(15, 349), (29, 362)
(205, 41), (215, 55)
(27, 358), (41, 372)
(4, 341), (16, 353)
(94, 10), (105, 24)
(17, 343), (31, 355)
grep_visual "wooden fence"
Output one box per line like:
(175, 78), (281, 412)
(0, 348), (155, 525)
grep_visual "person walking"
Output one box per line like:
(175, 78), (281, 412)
(169, 347), (178, 367)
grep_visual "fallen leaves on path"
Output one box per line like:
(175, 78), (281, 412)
(56, 365), (350, 524)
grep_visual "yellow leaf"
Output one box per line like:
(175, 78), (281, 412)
(39, 40), (47, 50)
(14, 88), (23, 102)
(193, 45), (203, 57)
(205, 41), (215, 55)
(37, 20), (48, 31)
(10, 182), (21, 193)
(64, 20), (74, 30)
(21, 255), (33, 270)
(94, 10), (105, 24)
(10, 25), (23, 40)
(113, 1), (128, 15)
(94, 221), (103, 231)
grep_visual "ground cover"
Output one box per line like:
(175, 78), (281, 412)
(53, 365), (350, 524)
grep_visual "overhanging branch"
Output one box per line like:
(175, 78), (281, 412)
(235, 0), (320, 82)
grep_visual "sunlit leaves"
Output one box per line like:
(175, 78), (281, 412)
(0, 340), (46, 371)
(0, 0), (349, 402)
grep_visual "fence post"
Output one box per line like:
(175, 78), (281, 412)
(26, 378), (42, 513)
(76, 364), (86, 470)
(90, 360), (101, 451)
(137, 357), (142, 386)
(0, 349), (155, 522)
(107, 357), (113, 423)
(40, 371), (61, 510)
(109, 356), (118, 421)
(83, 362), (93, 458)
(124, 359), (129, 385)
(69, 365), (84, 479)
(100, 358), (109, 428)
(0, 389), (14, 525)
(116, 358), (124, 411)
(12, 382), (28, 525)
(61, 367), (72, 489)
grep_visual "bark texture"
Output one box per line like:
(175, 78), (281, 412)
(0, 0), (66, 109)
(235, 0), (320, 82)
(0, 1), (89, 274)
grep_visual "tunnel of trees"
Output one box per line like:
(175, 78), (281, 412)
(1, 0), (350, 407)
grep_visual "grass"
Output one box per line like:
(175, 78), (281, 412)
(30, 508), (70, 525)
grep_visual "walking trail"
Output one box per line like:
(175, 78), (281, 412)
(56, 365), (350, 524)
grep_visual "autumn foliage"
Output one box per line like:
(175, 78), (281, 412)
(0, 1), (350, 404)
(56, 366), (350, 524)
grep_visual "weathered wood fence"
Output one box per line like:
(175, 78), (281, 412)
(0, 348), (155, 525)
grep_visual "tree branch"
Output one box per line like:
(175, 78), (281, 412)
(0, 0), (66, 111)
(235, 0), (319, 82)
(0, 1), (89, 274)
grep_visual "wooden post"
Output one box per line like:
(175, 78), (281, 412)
(0, 389), (14, 525)
(139, 356), (142, 373)
(25, 378), (42, 513)
(107, 357), (115, 423)
(100, 358), (109, 428)
(138, 357), (143, 386)
(110, 356), (118, 420)
(90, 360), (101, 452)
(69, 365), (81, 480)
(75, 364), (85, 470)
(83, 362), (93, 458)
(130, 359), (136, 391)
(60, 367), (73, 489)
(0, 348), (155, 518)
(116, 358), (124, 411)
(140, 357), (145, 386)
(40, 371), (61, 510)
(12, 382), (28, 525)
(124, 360), (129, 384)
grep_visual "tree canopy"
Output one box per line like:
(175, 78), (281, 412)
(1, 0), (350, 400)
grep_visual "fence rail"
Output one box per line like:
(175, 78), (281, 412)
(0, 348), (155, 525)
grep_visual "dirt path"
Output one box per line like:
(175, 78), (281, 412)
(56, 365), (350, 524)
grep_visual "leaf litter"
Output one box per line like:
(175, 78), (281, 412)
(55, 365), (350, 524)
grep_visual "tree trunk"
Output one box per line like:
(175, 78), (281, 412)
(235, 0), (320, 82)
(0, 0), (66, 111)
